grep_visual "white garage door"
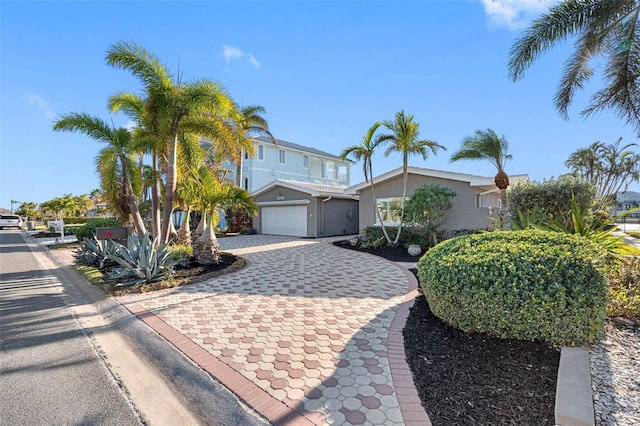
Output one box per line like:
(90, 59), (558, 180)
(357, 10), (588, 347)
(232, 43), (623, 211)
(261, 205), (307, 237)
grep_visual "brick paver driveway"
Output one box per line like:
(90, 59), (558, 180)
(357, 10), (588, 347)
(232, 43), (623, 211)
(117, 235), (429, 425)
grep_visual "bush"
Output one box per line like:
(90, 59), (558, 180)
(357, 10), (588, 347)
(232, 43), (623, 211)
(74, 218), (122, 241)
(167, 243), (193, 267)
(607, 256), (640, 321)
(417, 230), (608, 346)
(508, 176), (596, 229)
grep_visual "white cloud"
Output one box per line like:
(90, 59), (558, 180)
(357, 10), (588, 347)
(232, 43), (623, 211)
(479, 0), (559, 30)
(222, 44), (261, 68)
(25, 94), (56, 119)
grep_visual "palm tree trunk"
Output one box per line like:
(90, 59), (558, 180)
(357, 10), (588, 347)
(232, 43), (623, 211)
(369, 162), (392, 244)
(160, 135), (179, 244)
(500, 188), (510, 230)
(177, 207), (191, 245)
(120, 155), (147, 235)
(194, 209), (221, 264)
(393, 161), (408, 245)
(151, 154), (161, 239)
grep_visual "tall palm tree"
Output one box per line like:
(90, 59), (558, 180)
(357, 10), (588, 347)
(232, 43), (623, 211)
(508, 1), (640, 134)
(106, 41), (239, 244)
(377, 110), (445, 245)
(450, 129), (513, 227)
(53, 113), (147, 233)
(340, 122), (393, 243)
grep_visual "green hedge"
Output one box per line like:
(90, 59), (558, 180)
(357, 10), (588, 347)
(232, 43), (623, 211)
(417, 230), (608, 346)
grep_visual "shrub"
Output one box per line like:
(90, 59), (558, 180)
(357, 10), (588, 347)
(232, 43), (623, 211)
(508, 176), (596, 229)
(417, 230), (608, 346)
(74, 218), (122, 241)
(607, 256), (640, 321)
(404, 184), (456, 246)
(167, 243), (193, 267)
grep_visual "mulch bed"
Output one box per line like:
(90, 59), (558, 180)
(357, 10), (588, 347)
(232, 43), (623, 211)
(333, 240), (560, 425)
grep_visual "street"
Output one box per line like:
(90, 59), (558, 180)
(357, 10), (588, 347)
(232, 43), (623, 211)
(0, 230), (143, 425)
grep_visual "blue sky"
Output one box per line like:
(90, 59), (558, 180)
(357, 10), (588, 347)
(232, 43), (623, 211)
(1, 0), (638, 211)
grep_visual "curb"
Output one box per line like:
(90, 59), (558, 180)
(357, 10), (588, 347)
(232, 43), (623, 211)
(35, 237), (269, 426)
(555, 347), (595, 426)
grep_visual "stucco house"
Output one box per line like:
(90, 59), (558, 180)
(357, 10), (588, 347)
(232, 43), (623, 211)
(347, 166), (528, 233)
(252, 179), (359, 237)
(236, 136), (355, 192)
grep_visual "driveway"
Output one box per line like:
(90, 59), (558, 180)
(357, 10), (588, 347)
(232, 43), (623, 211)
(117, 235), (429, 425)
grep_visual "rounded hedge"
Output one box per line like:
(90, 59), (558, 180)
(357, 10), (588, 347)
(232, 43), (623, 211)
(417, 229), (608, 346)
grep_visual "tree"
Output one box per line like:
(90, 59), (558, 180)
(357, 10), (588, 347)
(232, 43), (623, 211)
(565, 138), (640, 209)
(340, 122), (393, 243)
(106, 41), (239, 244)
(450, 128), (513, 227)
(53, 113), (147, 233)
(16, 202), (37, 220)
(377, 110), (445, 245)
(508, 1), (640, 134)
(191, 166), (257, 264)
(404, 184), (457, 246)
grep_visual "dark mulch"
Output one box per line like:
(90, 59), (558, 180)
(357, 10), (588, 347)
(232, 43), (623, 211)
(333, 240), (560, 425)
(332, 239), (424, 261)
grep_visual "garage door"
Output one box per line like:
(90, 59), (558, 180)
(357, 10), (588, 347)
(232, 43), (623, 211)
(261, 205), (307, 237)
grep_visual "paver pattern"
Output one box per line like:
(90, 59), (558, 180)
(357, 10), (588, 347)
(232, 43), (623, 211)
(117, 235), (429, 425)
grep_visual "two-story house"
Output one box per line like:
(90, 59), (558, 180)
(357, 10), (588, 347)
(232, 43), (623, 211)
(236, 135), (354, 192)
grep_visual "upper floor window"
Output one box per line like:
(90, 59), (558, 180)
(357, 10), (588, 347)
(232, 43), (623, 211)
(257, 145), (264, 160)
(243, 177), (249, 190)
(244, 150), (249, 160)
(302, 155), (309, 169)
(279, 149), (286, 164)
(325, 161), (335, 179)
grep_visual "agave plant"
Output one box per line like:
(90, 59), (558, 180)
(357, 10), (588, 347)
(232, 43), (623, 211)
(104, 233), (179, 286)
(74, 236), (120, 268)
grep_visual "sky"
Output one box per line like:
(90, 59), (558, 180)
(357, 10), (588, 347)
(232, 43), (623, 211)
(2, 0), (639, 211)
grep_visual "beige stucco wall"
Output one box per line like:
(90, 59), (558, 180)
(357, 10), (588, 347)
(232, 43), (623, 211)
(357, 174), (498, 232)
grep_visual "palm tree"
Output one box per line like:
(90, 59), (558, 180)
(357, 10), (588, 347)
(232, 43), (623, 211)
(508, 1), (640, 134)
(106, 41), (239, 244)
(340, 122), (393, 243)
(377, 110), (445, 245)
(191, 166), (257, 264)
(53, 113), (147, 233)
(565, 138), (640, 209)
(450, 129), (513, 228)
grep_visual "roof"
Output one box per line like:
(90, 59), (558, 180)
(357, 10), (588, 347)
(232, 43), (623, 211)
(346, 166), (529, 193)
(251, 178), (354, 199)
(252, 135), (354, 163)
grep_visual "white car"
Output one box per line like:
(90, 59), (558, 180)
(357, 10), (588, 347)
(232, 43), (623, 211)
(0, 214), (23, 229)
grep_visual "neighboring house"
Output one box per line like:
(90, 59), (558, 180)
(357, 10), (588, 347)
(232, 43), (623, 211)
(252, 179), (359, 237)
(237, 136), (355, 192)
(613, 191), (640, 218)
(347, 166), (528, 232)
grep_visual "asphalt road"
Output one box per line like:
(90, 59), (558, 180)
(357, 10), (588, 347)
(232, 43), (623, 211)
(0, 230), (143, 425)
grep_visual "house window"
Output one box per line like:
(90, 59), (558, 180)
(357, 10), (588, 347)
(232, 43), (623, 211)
(244, 150), (249, 160)
(375, 198), (406, 226)
(302, 155), (309, 169)
(325, 161), (335, 179)
(258, 145), (264, 160)
(244, 177), (249, 190)
(279, 149), (286, 164)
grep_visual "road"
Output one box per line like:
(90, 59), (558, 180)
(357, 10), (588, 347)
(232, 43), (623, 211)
(0, 230), (143, 425)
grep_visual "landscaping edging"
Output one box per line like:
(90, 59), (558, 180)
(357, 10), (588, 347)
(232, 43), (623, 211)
(555, 347), (595, 426)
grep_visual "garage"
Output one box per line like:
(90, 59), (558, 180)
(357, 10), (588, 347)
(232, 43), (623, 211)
(261, 205), (308, 237)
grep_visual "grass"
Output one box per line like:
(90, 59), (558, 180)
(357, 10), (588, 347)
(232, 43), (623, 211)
(626, 231), (640, 239)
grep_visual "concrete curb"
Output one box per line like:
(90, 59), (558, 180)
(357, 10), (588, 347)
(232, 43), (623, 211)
(34, 237), (268, 426)
(555, 347), (595, 426)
